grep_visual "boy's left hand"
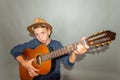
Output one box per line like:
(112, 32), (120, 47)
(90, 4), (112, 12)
(74, 37), (89, 55)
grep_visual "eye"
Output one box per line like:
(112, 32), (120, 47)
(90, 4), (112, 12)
(41, 32), (45, 34)
(35, 33), (39, 36)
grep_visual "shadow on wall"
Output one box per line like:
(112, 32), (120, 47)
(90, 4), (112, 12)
(62, 44), (110, 70)
(61, 74), (73, 80)
(61, 45), (110, 80)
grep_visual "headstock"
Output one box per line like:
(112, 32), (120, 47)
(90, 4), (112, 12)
(86, 30), (116, 47)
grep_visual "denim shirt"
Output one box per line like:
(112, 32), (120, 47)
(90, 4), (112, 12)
(11, 38), (74, 80)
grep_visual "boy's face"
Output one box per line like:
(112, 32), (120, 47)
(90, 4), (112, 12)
(33, 27), (51, 44)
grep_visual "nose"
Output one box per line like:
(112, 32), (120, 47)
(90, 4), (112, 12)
(39, 35), (43, 40)
(38, 35), (41, 38)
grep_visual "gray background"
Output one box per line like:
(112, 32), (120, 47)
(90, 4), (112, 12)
(0, 0), (120, 80)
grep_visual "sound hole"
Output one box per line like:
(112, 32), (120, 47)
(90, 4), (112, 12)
(36, 55), (41, 65)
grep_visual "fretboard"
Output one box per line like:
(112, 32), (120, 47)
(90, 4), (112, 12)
(41, 42), (80, 62)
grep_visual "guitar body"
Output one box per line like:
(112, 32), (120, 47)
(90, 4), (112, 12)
(19, 45), (51, 80)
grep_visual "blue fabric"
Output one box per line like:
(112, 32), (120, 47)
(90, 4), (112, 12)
(10, 38), (74, 80)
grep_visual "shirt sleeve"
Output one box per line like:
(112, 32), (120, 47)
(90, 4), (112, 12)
(10, 38), (40, 59)
(57, 41), (75, 67)
(60, 54), (75, 68)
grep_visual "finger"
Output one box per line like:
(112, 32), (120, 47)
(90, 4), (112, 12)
(30, 72), (38, 77)
(81, 37), (89, 49)
(73, 50), (79, 55)
(77, 45), (88, 54)
(77, 46), (85, 54)
(83, 39), (89, 49)
(77, 48), (82, 53)
(84, 44), (89, 49)
(80, 50), (87, 54)
(77, 44), (84, 50)
(30, 58), (36, 62)
(32, 66), (39, 72)
(29, 58), (36, 64)
(29, 72), (33, 77)
(28, 70), (35, 77)
(80, 37), (87, 46)
(29, 70), (39, 77)
(32, 72), (39, 77)
(81, 37), (86, 43)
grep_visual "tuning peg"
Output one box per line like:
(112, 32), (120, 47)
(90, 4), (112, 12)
(91, 34), (95, 36)
(96, 32), (100, 35)
(106, 42), (109, 45)
(100, 30), (103, 33)
(102, 43), (105, 46)
(106, 41), (111, 45)
(95, 46), (99, 48)
(101, 44), (104, 47)
(108, 41), (112, 43)
(98, 30), (104, 34)
(95, 44), (100, 48)
(101, 43), (106, 47)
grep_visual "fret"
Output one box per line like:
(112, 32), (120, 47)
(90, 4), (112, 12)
(52, 51), (56, 59)
(41, 54), (48, 62)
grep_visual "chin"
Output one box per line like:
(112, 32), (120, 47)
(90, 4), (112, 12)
(41, 41), (46, 44)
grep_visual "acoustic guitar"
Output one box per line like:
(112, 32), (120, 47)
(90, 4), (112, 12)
(19, 30), (116, 80)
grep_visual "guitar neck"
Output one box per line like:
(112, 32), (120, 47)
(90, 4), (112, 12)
(41, 42), (80, 62)
(40, 30), (116, 62)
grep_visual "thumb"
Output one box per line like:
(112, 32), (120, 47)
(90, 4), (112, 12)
(29, 58), (35, 63)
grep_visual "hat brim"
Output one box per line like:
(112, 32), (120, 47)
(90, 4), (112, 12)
(27, 22), (52, 33)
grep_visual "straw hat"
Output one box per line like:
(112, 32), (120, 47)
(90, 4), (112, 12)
(27, 18), (52, 33)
